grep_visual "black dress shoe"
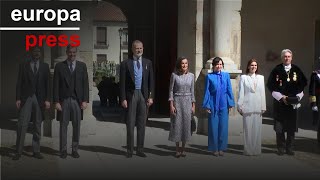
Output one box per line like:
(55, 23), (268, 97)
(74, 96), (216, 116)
(136, 151), (147, 158)
(126, 152), (133, 158)
(277, 148), (285, 156)
(33, 152), (44, 159)
(286, 149), (295, 156)
(60, 151), (67, 159)
(180, 152), (186, 157)
(12, 153), (21, 160)
(72, 151), (80, 158)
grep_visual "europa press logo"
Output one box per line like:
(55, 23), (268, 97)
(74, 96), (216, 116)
(1, 8), (81, 50)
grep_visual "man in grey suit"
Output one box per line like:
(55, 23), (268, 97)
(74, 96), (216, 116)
(53, 45), (89, 159)
(13, 47), (50, 160)
(120, 40), (154, 158)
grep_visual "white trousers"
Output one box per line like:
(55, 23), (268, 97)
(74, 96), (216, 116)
(243, 113), (262, 155)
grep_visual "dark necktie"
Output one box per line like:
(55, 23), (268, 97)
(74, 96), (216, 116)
(136, 59), (140, 69)
(33, 61), (37, 74)
(69, 63), (73, 72)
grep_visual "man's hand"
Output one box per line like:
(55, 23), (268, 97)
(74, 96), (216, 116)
(121, 100), (128, 109)
(81, 102), (88, 110)
(16, 100), (21, 110)
(55, 103), (62, 111)
(147, 98), (153, 107)
(206, 109), (211, 113)
(44, 101), (50, 109)
(282, 96), (288, 105)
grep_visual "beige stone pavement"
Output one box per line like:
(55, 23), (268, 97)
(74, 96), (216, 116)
(1, 113), (320, 180)
(1, 86), (319, 180)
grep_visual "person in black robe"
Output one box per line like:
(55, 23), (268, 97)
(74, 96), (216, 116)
(308, 68), (320, 144)
(267, 49), (307, 155)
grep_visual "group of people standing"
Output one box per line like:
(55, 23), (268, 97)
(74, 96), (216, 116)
(13, 40), (320, 161)
(168, 48), (319, 158)
(13, 45), (89, 160)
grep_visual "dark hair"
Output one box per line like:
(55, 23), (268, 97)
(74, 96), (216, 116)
(175, 56), (188, 75)
(211, 57), (224, 68)
(245, 58), (259, 74)
(66, 44), (78, 52)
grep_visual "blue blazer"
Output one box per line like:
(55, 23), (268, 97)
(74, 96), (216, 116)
(202, 71), (235, 111)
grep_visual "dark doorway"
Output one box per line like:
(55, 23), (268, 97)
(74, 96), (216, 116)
(109, 0), (178, 117)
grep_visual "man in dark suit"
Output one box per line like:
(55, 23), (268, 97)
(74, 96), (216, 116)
(120, 40), (154, 158)
(308, 66), (320, 144)
(53, 45), (89, 159)
(267, 49), (307, 156)
(13, 47), (50, 160)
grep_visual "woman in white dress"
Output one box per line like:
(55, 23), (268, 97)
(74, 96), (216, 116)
(237, 59), (266, 156)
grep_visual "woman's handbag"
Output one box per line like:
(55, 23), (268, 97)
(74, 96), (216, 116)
(191, 115), (197, 134)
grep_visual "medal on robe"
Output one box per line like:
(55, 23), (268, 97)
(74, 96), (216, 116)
(276, 75), (279, 81)
(286, 70), (290, 82)
(293, 72), (297, 81)
(279, 80), (282, 86)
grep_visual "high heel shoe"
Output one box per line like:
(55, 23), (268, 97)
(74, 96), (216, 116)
(175, 152), (181, 158)
(219, 151), (224, 156)
(213, 151), (219, 157)
(180, 152), (186, 157)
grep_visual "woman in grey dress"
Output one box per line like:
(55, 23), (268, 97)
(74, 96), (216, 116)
(168, 57), (195, 158)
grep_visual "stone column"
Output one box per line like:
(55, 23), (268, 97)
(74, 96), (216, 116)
(210, 0), (242, 115)
(195, 0), (242, 135)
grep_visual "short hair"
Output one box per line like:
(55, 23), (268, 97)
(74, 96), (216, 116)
(29, 46), (41, 52)
(175, 56), (188, 75)
(281, 49), (292, 59)
(66, 44), (78, 52)
(246, 58), (259, 74)
(132, 40), (143, 48)
(211, 57), (224, 68)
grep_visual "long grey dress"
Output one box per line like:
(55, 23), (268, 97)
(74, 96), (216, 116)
(168, 72), (195, 142)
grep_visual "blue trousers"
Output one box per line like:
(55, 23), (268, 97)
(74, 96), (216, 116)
(208, 109), (229, 151)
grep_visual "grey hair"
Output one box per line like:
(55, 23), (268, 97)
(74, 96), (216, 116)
(281, 49), (293, 59)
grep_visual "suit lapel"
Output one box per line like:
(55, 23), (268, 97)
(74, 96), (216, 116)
(142, 58), (146, 83)
(74, 61), (80, 81)
(128, 59), (135, 81)
(63, 60), (71, 87)
(25, 61), (34, 83)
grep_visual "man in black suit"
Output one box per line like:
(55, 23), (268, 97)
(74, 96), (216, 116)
(308, 65), (320, 144)
(267, 49), (307, 156)
(120, 40), (154, 158)
(13, 47), (50, 160)
(53, 45), (89, 159)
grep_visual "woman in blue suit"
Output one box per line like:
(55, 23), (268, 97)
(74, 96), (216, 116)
(202, 57), (235, 156)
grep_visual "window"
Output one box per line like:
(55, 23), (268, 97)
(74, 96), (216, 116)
(122, 52), (128, 61)
(96, 27), (107, 45)
(97, 54), (107, 64)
